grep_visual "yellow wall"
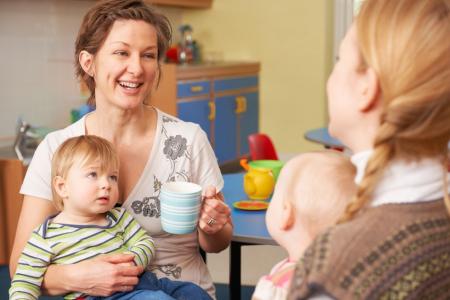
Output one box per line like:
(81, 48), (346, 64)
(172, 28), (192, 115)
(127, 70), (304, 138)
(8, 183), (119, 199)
(183, 0), (334, 153)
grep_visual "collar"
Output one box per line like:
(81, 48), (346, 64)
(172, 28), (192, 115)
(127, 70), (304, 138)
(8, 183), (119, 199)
(351, 150), (449, 206)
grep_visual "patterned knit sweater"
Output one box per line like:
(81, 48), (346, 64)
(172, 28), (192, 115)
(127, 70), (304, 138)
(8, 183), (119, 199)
(288, 200), (450, 300)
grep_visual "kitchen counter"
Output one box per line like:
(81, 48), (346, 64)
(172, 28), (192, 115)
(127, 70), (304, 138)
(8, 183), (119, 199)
(174, 61), (260, 80)
(0, 145), (16, 159)
(0, 146), (31, 166)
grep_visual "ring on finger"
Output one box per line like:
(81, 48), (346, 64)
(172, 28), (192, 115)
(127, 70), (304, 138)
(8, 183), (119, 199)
(207, 217), (216, 226)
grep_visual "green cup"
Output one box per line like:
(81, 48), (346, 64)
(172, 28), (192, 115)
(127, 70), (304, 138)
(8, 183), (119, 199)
(248, 160), (284, 181)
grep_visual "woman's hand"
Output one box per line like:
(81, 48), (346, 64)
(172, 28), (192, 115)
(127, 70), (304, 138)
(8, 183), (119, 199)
(42, 253), (143, 297)
(199, 186), (231, 235)
(198, 186), (233, 253)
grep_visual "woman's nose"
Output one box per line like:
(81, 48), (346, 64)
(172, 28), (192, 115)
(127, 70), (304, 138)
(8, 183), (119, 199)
(127, 54), (143, 76)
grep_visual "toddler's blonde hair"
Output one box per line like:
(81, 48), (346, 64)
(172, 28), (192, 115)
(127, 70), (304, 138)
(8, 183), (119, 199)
(275, 151), (356, 236)
(51, 135), (119, 211)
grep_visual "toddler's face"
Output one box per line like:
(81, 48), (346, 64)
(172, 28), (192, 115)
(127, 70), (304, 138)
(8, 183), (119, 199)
(62, 160), (119, 217)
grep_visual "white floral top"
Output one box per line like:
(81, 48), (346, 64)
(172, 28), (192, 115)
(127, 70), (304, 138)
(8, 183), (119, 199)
(21, 108), (224, 299)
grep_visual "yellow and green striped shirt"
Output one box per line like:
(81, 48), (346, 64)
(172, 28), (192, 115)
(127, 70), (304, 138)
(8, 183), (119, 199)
(9, 207), (155, 300)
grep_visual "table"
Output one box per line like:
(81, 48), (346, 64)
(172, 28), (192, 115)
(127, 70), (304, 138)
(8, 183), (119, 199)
(222, 172), (277, 300)
(304, 127), (344, 150)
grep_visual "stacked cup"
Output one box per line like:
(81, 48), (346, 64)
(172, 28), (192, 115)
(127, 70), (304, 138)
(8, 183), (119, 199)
(160, 182), (202, 234)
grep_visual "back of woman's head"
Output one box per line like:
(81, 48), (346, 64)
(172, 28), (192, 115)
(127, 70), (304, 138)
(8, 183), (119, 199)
(339, 0), (450, 223)
(75, 0), (172, 105)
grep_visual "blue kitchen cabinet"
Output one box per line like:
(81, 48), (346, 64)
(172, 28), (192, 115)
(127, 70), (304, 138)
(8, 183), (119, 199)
(172, 63), (259, 164)
(213, 76), (259, 163)
(214, 94), (238, 163)
(237, 92), (259, 157)
(177, 98), (212, 139)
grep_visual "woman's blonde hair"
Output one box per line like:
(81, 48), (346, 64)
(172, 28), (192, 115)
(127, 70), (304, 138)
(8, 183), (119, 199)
(51, 135), (120, 211)
(339, 0), (450, 223)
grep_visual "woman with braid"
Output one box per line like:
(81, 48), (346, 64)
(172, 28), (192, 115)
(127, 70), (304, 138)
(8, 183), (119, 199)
(288, 0), (450, 299)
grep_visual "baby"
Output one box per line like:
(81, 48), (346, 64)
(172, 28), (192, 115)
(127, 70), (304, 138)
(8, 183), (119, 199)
(252, 151), (356, 300)
(10, 135), (211, 300)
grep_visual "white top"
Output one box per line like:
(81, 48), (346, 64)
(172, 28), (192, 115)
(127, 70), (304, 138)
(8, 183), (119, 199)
(21, 108), (224, 299)
(351, 150), (450, 206)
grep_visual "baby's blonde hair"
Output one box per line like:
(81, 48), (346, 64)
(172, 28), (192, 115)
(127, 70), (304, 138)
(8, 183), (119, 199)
(339, 0), (450, 223)
(275, 151), (356, 236)
(51, 135), (119, 211)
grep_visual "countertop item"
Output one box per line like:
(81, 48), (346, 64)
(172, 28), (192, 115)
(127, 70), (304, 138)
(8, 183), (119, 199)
(0, 146), (31, 165)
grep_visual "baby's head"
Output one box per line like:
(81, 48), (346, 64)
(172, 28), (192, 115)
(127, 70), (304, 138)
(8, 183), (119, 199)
(51, 135), (120, 211)
(266, 151), (356, 254)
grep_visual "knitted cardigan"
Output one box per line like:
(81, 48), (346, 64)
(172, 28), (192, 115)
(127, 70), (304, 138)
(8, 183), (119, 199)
(288, 200), (450, 300)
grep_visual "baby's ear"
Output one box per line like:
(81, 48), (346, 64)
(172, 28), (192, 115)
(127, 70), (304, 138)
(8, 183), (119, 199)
(280, 200), (295, 231)
(53, 176), (68, 198)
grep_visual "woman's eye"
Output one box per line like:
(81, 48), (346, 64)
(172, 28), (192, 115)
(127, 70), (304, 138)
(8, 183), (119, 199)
(114, 50), (128, 56)
(87, 172), (97, 178)
(143, 52), (157, 60)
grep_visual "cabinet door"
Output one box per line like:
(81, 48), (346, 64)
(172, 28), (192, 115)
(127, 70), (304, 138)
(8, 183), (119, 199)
(214, 95), (237, 163)
(177, 98), (212, 140)
(238, 92), (259, 157)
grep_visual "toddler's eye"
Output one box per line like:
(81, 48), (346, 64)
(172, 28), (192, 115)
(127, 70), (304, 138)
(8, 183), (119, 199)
(87, 172), (97, 178)
(110, 175), (118, 182)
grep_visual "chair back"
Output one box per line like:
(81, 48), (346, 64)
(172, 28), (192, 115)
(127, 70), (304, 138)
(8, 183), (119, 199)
(248, 133), (279, 161)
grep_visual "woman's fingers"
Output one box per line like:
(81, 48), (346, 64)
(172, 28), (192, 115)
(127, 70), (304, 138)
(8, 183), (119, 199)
(99, 253), (136, 264)
(73, 254), (142, 296)
(199, 197), (231, 234)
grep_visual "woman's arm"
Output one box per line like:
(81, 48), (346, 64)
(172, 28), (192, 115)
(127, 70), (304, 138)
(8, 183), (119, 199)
(41, 253), (142, 296)
(10, 196), (143, 297)
(10, 195), (57, 277)
(198, 189), (233, 253)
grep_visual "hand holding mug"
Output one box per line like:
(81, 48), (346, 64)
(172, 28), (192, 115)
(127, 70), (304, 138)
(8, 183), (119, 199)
(199, 186), (231, 235)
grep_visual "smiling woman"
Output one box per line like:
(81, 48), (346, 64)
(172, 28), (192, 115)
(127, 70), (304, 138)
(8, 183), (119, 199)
(10, 1), (232, 299)
(79, 19), (159, 110)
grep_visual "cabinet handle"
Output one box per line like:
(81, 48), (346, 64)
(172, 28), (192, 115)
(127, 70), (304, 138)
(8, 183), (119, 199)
(208, 101), (216, 121)
(241, 97), (247, 113)
(235, 96), (246, 114)
(190, 85), (204, 93)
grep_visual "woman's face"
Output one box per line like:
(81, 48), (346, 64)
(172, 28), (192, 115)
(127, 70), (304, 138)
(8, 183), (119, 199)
(326, 25), (365, 146)
(92, 19), (159, 110)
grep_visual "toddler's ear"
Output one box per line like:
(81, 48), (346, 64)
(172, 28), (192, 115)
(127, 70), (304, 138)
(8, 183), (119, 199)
(280, 200), (295, 231)
(53, 176), (68, 198)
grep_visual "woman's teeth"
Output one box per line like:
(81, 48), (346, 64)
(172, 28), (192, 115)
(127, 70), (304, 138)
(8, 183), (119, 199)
(119, 81), (141, 89)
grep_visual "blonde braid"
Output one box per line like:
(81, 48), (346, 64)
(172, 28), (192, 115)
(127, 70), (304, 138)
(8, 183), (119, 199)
(338, 122), (397, 223)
